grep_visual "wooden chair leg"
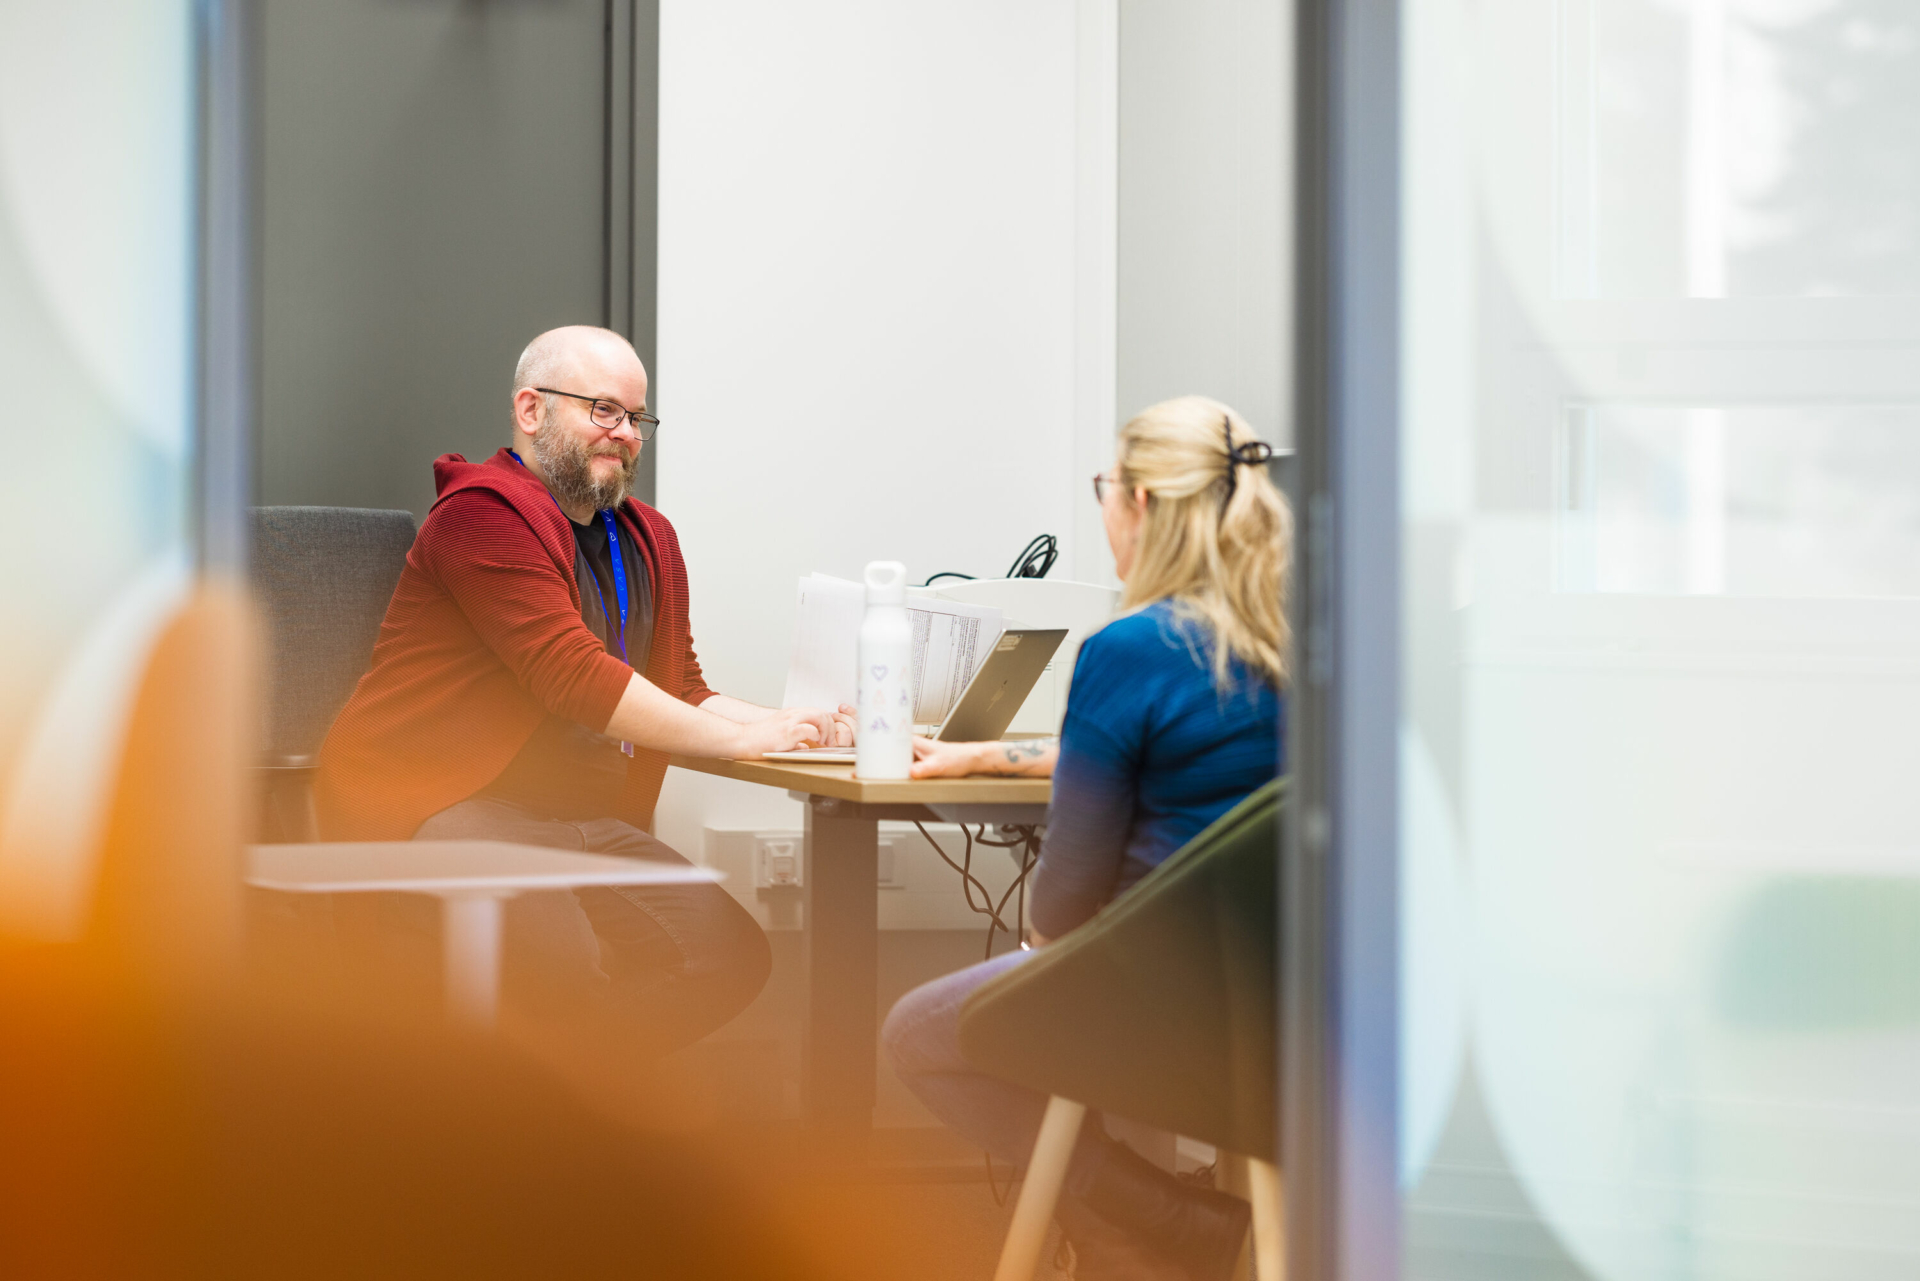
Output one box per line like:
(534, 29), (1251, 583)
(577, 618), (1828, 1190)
(1245, 1157), (1284, 1281)
(994, 1096), (1087, 1281)
(1214, 1154), (1254, 1280)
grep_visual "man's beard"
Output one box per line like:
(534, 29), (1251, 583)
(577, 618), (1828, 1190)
(529, 412), (639, 513)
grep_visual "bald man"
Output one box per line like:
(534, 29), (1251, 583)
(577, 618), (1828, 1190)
(316, 326), (850, 1054)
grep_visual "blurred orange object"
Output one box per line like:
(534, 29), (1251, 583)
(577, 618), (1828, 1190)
(0, 585), (871, 1279)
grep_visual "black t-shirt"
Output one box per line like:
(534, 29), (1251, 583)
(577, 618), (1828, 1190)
(569, 512), (654, 669)
(481, 511), (655, 819)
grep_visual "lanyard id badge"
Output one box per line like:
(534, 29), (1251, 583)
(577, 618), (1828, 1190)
(598, 509), (630, 661)
(599, 510), (637, 759)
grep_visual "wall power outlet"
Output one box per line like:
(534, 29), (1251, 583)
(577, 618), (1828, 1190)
(747, 832), (910, 889)
(753, 833), (802, 888)
(706, 824), (1018, 930)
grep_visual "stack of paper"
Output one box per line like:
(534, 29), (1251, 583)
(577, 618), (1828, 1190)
(781, 573), (1003, 726)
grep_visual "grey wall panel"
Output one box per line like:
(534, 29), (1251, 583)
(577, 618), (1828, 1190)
(258, 0), (609, 521)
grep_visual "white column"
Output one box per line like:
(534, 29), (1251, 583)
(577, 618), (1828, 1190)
(1686, 407), (1728, 594)
(1687, 0), (1728, 298)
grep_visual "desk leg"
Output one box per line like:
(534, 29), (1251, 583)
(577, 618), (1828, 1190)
(803, 800), (878, 1159)
(442, 893), (505, 1028)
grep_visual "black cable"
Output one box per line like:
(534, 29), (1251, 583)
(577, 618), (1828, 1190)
(921, 533), (1058, 589)
(913, 821), (1045, 960)
(912, 821), (1011, 933)
(1006, 534), (1058, 579)
(1017, 871), (1027, 948)
(976, 825), (1016, 959)
(1016, 827), (1037, 945)
(963, 825), (983, 931)
(985, 829), (1041, 960)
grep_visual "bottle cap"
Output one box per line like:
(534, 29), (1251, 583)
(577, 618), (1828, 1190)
(864, 560), (907, 606)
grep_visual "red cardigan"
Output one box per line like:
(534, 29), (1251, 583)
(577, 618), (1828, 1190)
(314, 448), (716, 840)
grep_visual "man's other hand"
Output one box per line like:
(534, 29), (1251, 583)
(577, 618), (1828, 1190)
(731, 708), (828, 759)
(784, 704), (857, 748)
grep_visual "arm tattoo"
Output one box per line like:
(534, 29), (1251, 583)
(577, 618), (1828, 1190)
(1000, 738), (1057, 773)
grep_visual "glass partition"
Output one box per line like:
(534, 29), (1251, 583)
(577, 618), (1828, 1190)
(1401, 1), (1920, 1277)
(0, 1), (198, 938)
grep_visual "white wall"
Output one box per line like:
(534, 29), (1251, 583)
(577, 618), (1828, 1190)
(652, 0), (1087, 866)
(1117, 0), (1291, 445)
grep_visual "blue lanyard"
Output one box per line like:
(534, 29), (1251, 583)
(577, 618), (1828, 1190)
(509, 449), (628, 662)
(599, 508), (630, 662)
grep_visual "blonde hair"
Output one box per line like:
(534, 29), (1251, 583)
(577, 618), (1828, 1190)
(1114, 395), (1292, 690)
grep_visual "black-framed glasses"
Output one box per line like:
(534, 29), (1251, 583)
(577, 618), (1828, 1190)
(536, 387), (660, 441)
(1092, 471), (1114, 504)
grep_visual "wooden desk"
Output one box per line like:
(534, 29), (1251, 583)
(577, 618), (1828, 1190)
(670, 756), (1050, 1156)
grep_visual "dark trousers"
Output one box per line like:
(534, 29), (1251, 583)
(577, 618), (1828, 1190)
(414, 795), (772, 1057)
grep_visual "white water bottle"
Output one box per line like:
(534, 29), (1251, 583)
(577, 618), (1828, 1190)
(855, 560), (913, 779)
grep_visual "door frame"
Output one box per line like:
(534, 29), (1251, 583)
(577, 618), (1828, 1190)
(1285, 1), (1403, 1278)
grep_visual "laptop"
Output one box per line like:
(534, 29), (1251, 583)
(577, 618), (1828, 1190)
(764, 627), (1068, 762)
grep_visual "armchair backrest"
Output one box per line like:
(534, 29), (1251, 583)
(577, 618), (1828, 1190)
(957, 777), (1285, 1159)
(249, 507), (416, 763)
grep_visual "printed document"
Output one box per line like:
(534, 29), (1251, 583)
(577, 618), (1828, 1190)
(781, 574), (1003, 726)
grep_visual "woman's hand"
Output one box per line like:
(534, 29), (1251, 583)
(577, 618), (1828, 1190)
(909, 736), (993, 778)
(909, 736), (1059, 778)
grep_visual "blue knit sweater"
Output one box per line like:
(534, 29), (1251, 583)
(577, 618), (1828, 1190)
(1027, 600), (1284, 939)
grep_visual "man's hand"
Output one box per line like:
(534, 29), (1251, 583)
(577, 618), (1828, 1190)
(729, 708), (832, 759)
(605, 681), (862, 760)
(785, 703), (857, 748)
(700, 697), (857, 747)
(605, 677), (838, 760)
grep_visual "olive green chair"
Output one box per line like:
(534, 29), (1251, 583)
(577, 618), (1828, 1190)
(958, 778), (1286, 1281)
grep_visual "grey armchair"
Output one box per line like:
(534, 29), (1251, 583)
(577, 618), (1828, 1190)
(250, 506), (416, 841)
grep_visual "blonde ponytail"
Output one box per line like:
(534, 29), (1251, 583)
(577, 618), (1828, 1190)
(1115, 396), (1292, 691)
